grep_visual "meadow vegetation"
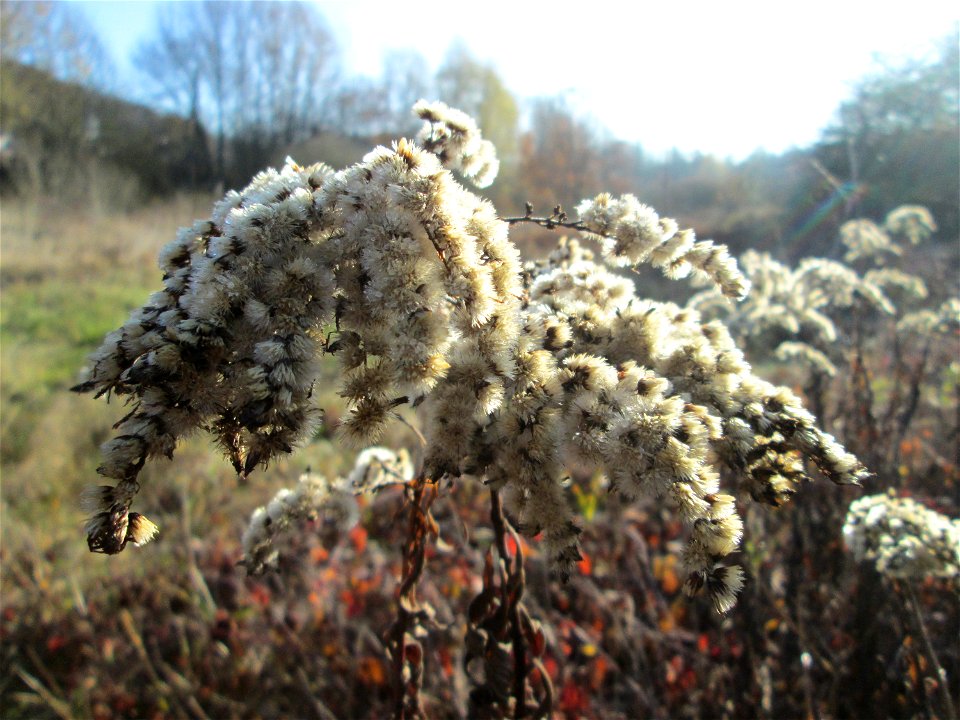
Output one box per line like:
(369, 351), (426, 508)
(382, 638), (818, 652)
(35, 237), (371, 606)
(2, 108), (957, 719)
(1, 4), (957, 718)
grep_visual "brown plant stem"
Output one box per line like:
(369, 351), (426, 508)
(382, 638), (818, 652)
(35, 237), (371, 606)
(902, 582), (957, 720)
(502, 203), (589, 235)
(489, 489), (530, 718)
(388, 474), (438, 720)
(487, 489), (555, 719)
(892, 342), (931, 451)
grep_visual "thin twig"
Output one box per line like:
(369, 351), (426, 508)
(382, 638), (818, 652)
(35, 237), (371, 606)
(489, 490), (529, 718)
(119, 608), (194, 720)
(13, 666), (72, 720)
(903, 582), (957, 720)
(23, 644), (67, 701)
(294, 667), (340, 720)
(502, 203), (590, 235)
(486, 489), (555, 719)
(388, 474), (437, 720)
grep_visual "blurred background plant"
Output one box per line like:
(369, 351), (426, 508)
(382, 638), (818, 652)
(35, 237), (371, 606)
(1, 2), (957, 718)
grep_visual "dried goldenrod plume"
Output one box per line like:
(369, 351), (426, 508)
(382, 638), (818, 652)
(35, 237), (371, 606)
(74, 102), (868, 613)
(843, 493), (960, 580)
(840, 218), (899, 262)
(689, 206), (948, 399)
(242, 447), (412, 575)
(688, 250), (900, 378)
(884, 204), (937, 246)
(898, 297), (960, 336)
(576, 193), (750, 300)
(775, 341), (838, 377)
(842, 204), (938, 263)
(512, 241), (865, 602)
(863, 268), (929, 302)
(413, 99), (499, 188)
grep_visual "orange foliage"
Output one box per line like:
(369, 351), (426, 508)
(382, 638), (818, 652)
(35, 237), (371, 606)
(358, 656), (387, 686)
(349, 525), (368, 554)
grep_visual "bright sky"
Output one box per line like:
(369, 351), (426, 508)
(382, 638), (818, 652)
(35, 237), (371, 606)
(76, 0), (958, 160)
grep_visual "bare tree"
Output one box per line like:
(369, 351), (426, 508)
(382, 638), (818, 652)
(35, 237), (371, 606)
(324, 50), (433, 138)
(0, 0), (113, 88)
(133, 7), (204, 125)
(519, 97), (602, 214)
(435, 43), (520, 207)
(436, 43), (519, 163)
(381, 49), (433, 134)
(134, 1), (341, 185)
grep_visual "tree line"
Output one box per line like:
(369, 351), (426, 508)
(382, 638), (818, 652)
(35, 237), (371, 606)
(1, 1), (956, 261)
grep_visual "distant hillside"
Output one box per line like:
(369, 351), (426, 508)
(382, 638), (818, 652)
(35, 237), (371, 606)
(276, 132), (395, 175)
(0, 60), (212, 203)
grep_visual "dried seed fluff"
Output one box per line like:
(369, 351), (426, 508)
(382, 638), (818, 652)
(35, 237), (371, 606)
(73, 103), (869, 614)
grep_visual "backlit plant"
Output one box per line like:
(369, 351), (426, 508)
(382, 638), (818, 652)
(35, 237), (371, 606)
(74, 101), (869, 717)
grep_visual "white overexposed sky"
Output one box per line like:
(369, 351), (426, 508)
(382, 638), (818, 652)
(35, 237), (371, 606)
(75, 0), (959, 160)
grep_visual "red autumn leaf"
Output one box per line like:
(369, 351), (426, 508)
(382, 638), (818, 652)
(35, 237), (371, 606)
(559, 679), (589, 712)
(249, 583), (271, 607)
(111, 693), (137, 714)
(665, 655), (684, 685)
(589, 655), (609, 690)
(340, 589), (365, 618)
(358, 656), (386, 686)
(404, 640), (423, 666)
(438, 645), (454, 678)
(577, 550), (593, 575)
(530, 626), (546, 658)
(349, 525), (368, 554)
(697, 633), (710, 654)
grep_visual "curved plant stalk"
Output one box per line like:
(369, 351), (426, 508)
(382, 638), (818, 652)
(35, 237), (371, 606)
(464, 489), (553, 719)
(902, 582), (957, 720)
(387, 474), (439, 720)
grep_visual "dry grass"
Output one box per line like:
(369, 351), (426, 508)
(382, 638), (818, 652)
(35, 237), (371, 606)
(0, 190), (418, 584)
(1, 192), (957, 719)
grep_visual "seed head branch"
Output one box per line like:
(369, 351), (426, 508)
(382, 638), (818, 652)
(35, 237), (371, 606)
(74, 100), (869, 619)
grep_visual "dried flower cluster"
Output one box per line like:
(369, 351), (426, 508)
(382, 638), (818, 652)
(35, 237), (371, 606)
(843, 493), (960, 579)
(690, 206), (958, 393)
(897, 297), (960, 337)
(840, 205), (937, 263)
(413, 99), (499, 189)
(75, 101), (868, 613)
(840, 219), (900, 263)
(575, 193), (750, 300)
(242, 446), (412, 574)
(689, 251), (895, 367)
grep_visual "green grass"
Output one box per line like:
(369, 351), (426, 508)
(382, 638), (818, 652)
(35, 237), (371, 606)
(0, 197), (198, 554)
(0, 194), (211, 467)
(0, 194), (400, 572)
(0, 278), (153, 464)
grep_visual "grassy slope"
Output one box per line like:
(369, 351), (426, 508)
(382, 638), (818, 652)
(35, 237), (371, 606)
(2, 193), (956, 719)
(0, 193), (422, 718)
(0, 192), (412, 576)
